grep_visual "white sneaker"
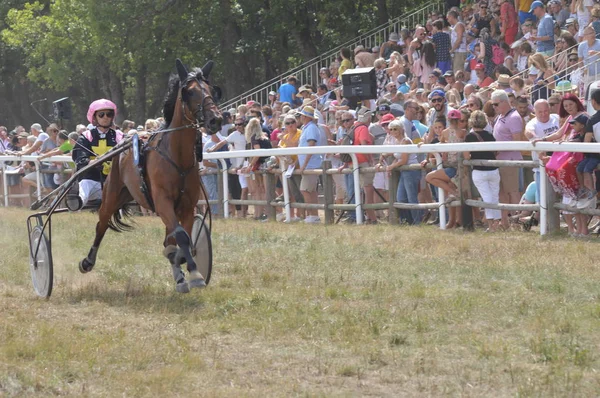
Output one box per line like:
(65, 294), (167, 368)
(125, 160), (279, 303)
(284, 216), (302, 223)
(304, 215), (321, 224)
(276, 213), (286, 222)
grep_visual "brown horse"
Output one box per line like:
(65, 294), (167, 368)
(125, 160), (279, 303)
(79, 59), (222, 293)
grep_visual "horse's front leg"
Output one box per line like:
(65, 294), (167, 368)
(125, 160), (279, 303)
(158, 199), (191, 293)
(180, 210), (206, 289)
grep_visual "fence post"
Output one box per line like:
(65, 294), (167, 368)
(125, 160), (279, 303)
(388, 168), (400, 225)
(218, 160), (230, 219)
(350, 154), (363, 225)
(458, 154), (474, 231)
(322, 161), (334, 224)
(264, 171), (277, 222)
(540, 163), (559, 235)
(216, 170), (224, 218)
(1, 161), (7, 207)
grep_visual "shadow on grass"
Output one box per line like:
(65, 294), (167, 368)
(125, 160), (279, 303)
(61, 279), (207, 315)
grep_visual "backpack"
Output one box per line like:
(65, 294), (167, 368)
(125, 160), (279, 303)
(491, 44), (505, 65)
(339, 126), (356, 163)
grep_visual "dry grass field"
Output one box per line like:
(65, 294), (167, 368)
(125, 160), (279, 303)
(1, 207), (600, 397)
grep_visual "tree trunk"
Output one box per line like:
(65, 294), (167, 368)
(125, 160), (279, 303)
(133, 64), (147, 123)
(107, 68), (127, 124)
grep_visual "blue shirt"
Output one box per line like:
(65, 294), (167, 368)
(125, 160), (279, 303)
(536, 13), (555, 53)
(578, 39), (600, 77)
(397, 83), (410, 94)
(298, 121), (323, 169)
(278, 83), (297, 104)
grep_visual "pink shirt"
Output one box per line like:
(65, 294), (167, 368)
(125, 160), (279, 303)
(493, 109), (523, 160)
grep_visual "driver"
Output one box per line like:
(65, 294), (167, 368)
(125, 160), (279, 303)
(72, 99), (123, 207)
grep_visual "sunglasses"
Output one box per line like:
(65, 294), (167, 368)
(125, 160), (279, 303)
(568, 58), (578, 62)
(492, 102), (500, 107)
(285, 121), (296, 125)
(389, 128), (401, 131)
(468, 103), (477, 108)
(549, 102), (560, 106)
(430, 98), (443, 103)
(97, 111), (115, 119)
(235, 122), (245, 126)
(341, 118), (353, 123)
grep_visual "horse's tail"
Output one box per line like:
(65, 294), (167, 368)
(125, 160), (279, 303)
(107, 200), (135, 233)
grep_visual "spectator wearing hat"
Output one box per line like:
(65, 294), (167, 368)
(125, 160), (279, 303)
(491, 90), (524, 230)
(529, 1), (555, 56)
(297, 106), (324, 223)
(396, 74), (410, 94)
(354, 45), (376, 68)
(426, 90), (453, 131)
(496, 74), (513, 92)
(474, 63), (494, 88)
(431, 19), (452, 74)
(447, 10), (468, 73)
(278, 76), (298, 106)
(380, 32), (403, 60)
(267, 91), (277, 107)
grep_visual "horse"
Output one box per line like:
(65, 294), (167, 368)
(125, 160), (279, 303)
(78, 59), (222, 293)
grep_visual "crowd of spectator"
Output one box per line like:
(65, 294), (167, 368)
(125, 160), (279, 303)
(207, 0), (600, 234)
(0, 119), (162, 209)
(3, 0), (600, 236)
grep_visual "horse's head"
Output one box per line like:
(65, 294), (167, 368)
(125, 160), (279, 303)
(175, 59), (223, 134)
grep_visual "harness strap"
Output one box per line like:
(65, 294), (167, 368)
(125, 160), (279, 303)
(145, 145), (197, 209)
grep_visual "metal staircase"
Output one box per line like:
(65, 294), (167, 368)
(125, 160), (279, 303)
(221, 2), (442, 111)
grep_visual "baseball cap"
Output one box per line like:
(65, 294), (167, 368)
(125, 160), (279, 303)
(448, 109), (462, 119)
(474, 63), (485, 71)
(443, 71), (454, 77)
(378, 104), (391, 112)
(569, 114), (589, 125)
(428, 89), (445, 100)
(397, 74), (407, 83)
(529, 0), (544, 12)
(380, 114), (396, 125)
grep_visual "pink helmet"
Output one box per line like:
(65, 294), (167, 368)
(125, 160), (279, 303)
(87, 99), (118, 123)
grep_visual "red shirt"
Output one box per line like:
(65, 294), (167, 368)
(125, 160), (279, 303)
(353, 123), (372, 164)
(478, 76), (494, 88)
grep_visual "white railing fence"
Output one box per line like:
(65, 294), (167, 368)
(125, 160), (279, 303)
(3, 141), (600, 236)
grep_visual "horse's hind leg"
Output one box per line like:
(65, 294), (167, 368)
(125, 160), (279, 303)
(80, 176), (131, 273)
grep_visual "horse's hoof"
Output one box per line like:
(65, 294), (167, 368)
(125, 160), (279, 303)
(176, 282), (190, 294)
(79, 258), (94, 274)
(188, 278), (206, 290)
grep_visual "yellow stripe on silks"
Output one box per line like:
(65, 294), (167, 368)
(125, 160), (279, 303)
(91, 139), (112, 175)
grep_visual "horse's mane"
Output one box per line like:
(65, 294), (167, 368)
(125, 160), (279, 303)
(163, 67), (204, 125)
